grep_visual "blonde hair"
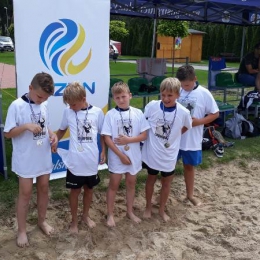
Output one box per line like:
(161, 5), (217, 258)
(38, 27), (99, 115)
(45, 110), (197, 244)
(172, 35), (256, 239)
(111, 81), (130, 95)
(63, 81), (86, 104)
(160, 77), (181, 94)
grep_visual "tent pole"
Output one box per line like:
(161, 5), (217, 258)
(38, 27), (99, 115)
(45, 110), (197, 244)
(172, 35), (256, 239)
(240, 26), (246, 62)
(151, 6), (158, 58)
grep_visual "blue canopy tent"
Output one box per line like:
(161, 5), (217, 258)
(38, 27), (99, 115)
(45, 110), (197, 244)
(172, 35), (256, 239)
(111, 0), (260, 57)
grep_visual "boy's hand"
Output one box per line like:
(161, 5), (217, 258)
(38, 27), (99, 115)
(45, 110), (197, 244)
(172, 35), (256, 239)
(119, 154), (131, 165)
(27, 123), (42, 134)
(114, 134), (129, 145)
(50, 134), (58, 153)
(99, 151), (106, 164)
(50, 133), (58, 146)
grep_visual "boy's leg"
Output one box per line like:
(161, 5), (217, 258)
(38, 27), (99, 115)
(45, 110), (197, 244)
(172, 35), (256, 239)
(159, 174), (174, 222)
(69, 188), (81, 233)
(125, 173), (141, 224)
(106, 173), (122, 227)
(183, 164), (202, 206)
(16, 177), (33, 247)
(143, 174), (157, 219)
(82, 185), (95, 228)
(36, 174), (54, 235)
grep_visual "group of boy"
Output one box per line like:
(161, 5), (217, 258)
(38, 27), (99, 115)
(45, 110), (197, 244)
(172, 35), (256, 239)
(4, 65), (219, 248)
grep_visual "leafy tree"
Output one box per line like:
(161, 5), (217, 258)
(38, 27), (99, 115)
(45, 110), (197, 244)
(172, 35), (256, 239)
(225, 25), (235, 53)
(202, 25), (210, 59)
(157, 20), (189, 38)
(233, 26), (243, 57)
(109, 20), (129, 41)
(214, 25), (225, 56)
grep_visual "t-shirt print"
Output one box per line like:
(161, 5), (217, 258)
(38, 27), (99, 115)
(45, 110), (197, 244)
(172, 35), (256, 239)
(77, 119), (93, 143)
(155, 118), (170, 141)
(117, 119), (132, 137)
(31, 113), (46, 140)
(178, 97), (197, 116)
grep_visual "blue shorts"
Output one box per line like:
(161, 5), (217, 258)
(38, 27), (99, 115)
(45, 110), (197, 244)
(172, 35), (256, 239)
(178, 150), (202, 166)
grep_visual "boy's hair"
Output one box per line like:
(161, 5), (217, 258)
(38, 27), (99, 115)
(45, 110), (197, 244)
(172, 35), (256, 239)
(160, 77), (181, 94)
(111, 81), (130, 95)
(31, 72), (54, 95)
(63, 81), (86, 104)
(176, 65), (196, 81)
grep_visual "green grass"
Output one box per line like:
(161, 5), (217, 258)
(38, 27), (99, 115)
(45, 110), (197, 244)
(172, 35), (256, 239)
(1, 54), (260, 217)
(0, 51), (15, 65)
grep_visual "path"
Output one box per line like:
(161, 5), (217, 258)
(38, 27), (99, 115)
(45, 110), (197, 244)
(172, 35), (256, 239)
(0, 63), (16, 89)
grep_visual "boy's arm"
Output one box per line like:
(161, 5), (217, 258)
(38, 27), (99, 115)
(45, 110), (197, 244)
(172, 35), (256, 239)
(192, 112), (219, 127)
(4, 123), (42, 139)
(114, 130), (147, 146)
(51, 129), (67, 153)
(103, 135), (131, 165)
(99, 135), (106, 164)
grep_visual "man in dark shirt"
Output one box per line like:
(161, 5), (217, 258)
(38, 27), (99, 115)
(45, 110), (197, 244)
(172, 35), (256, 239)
(238, 43), (260, 91)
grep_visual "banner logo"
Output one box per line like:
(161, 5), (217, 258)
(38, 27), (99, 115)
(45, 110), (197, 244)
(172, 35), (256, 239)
(39, 19), (92, 76)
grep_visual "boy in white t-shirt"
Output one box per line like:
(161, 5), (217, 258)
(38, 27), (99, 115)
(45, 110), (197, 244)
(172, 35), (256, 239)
(101, 81), (150, 227)
(52, 82), (105, 233)
(176, 65), (219, 206)
(142, 77), (192, 222)
(4, 72), (58, 247)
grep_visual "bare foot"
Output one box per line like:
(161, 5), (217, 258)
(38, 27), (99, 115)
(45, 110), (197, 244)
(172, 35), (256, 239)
(127, 212), (142, 224)
(143, 208), (152, 219)
(106, 215), (116, 227)
(16, 232), (29, 248)
(159, 211), (170, 222)
(69, 222), (79, 234)
(187, 197), (202, 206)
(82, 216), (96, 229)
(38, 221), (54, 236)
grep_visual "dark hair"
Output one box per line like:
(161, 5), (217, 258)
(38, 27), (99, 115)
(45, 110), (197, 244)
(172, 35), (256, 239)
(31, 72), (54, 95)
(176, 65), (196, 81)
(254, 43), (260, 49)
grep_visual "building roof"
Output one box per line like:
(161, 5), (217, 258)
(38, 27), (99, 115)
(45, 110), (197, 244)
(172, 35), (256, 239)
(188, 29), (206, 35)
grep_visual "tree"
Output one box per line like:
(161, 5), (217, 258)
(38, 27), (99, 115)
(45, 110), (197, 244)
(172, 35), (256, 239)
(109, 20), (129, 41)
(157, 20), (189, 38)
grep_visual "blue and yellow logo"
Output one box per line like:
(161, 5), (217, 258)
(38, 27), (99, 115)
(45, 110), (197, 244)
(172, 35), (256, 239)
(39, 19), (91, 76)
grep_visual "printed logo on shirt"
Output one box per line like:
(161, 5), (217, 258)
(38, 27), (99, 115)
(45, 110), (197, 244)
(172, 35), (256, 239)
(117, 119), (132, 137)
(178, 97), (197, 116)
(155, 119), (171, 141)
(77, 119), (93, 143)
(31, 113), (47, 140)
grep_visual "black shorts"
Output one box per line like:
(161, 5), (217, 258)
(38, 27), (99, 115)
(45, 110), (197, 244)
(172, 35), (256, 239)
(66, 169), (100, 189)
(142, 162), (175, 177)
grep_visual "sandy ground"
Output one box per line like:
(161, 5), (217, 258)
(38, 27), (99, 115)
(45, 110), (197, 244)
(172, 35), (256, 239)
(0, 160), (260, 260)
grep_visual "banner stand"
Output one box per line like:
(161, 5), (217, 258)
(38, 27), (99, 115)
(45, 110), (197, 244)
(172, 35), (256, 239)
(0, 91), (8, 180)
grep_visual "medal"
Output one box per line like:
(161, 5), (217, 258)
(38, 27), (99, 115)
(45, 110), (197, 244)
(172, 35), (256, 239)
(77, 146), (84, 152)
(124, 145), (130, 151)
(37, 140), (43, 146)
(164, 143), (170, 148)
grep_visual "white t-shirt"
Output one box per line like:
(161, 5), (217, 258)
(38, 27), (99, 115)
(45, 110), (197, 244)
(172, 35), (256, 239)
(101, 106), (150, 175)
(142, 100), (192, 172)
(178, 85), (219, 151)
(4, 94), (53, 178)
(57, 105), (104, 176)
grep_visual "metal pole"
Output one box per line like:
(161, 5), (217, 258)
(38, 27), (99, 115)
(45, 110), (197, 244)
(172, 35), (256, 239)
(151, 6), (157, 58)
(240, 26), (246, 62)
(4, 7), (8, 35)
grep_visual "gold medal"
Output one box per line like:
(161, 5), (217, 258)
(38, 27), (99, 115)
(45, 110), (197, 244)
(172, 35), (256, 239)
(37, 140), (43, 146)
(164, 143), (170, 148)
(124, 145), (130, 151)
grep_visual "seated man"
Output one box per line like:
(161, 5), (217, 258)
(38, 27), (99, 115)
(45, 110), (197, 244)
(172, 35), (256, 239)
(237, 43), (260, 91)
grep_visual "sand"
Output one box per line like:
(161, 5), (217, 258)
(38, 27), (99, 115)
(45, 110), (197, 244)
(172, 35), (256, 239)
(0, 160), (260, 260)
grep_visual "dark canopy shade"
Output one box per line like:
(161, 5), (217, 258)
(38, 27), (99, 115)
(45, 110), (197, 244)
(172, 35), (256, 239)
(111, 0), (260, 26)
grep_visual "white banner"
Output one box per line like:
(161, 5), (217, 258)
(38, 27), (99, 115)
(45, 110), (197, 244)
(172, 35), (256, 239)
(13, 0), (110, 178)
